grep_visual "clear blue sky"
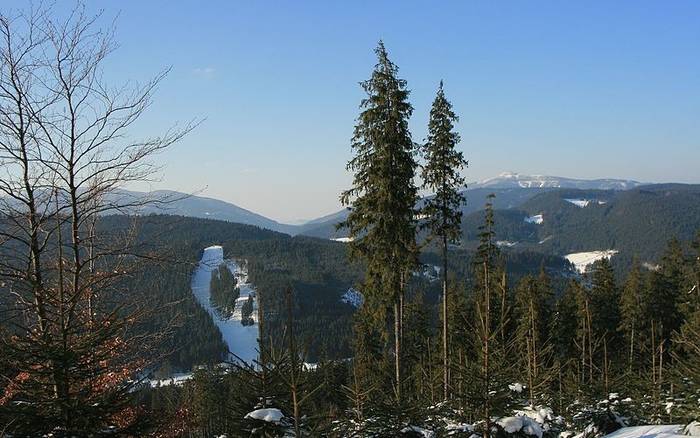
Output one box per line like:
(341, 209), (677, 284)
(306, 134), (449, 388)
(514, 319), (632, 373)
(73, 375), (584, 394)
(19, 1), (700, 222)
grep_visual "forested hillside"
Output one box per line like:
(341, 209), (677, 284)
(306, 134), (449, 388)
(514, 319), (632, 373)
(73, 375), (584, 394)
(456, 185), (700, 270)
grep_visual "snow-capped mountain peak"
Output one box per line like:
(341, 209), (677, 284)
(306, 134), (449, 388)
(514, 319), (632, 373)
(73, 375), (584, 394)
(471, 172), (642, 190)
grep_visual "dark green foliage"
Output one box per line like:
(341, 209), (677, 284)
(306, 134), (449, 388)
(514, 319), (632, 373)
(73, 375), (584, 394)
(210, 263), (240, 318)
(421, 80), (467, 401)
(241, 295), (255, 326)
(340, 41), (419, 405)
(421, 81), (467, 245)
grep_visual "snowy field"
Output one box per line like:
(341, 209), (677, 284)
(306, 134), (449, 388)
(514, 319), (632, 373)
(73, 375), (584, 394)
(565, 198), (607, 208)
(192, 245), (259, 364)
(565, 250), (618, 273)
(602, 425), (693, 438)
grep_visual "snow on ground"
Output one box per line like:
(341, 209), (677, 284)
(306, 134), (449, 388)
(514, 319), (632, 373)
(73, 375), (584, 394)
(192, 246), (259, 364)
(497, 416), (543, 438)
(401, 425), (435, 437)
(539, 236), (553, 244)
(525, 214), (544, 224)
(565, 250), (618, 273)
(601, 425), (690, 438)
(565, 198), (606, 208)
(331, 236), (353, 243)
(497, 240), (517, 248)
(244, 408), (285, 424)
(148, 372), (193, 388)
(509, 382), (524, 393)
(413, 264), (441, 282)
(341, 288), (364, 308)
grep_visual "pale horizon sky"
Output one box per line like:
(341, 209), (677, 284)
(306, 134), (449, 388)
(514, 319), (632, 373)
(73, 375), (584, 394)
(11, 1), (700, 222)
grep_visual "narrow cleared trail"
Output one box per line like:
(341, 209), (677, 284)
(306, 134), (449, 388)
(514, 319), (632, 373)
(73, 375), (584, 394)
(192, 245), (259, 364)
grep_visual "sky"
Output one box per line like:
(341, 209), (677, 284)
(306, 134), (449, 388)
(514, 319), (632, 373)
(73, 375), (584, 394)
(11, 1), (700, 222)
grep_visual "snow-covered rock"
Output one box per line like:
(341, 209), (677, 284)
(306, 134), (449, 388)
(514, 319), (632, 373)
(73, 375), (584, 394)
(565, 250), (618, 273)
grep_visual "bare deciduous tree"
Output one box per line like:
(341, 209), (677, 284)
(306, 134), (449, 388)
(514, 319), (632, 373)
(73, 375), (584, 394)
(0, 3), (195, 434)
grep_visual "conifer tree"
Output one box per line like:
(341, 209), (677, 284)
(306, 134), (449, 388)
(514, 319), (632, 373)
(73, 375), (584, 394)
(464, 195), (515, 438)
(618, 260), (647, 372)
(340, 41), (419, 405)
(649, 240), (686, 351)
(421, 81), (467, 401)
(590, 258), (621, 349)
(514, 275), (555, 407)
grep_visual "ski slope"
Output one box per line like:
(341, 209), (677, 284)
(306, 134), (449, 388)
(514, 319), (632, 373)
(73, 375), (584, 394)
(192, 246), (259, 364)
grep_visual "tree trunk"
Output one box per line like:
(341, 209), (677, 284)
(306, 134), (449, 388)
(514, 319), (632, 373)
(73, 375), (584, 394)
(394, 299), (402, 403)
(442, 234), (449, 400)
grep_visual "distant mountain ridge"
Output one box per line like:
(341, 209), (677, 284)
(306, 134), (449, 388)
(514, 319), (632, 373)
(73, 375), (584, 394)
(470, 172), (643, 190)
(113, 173), (653, 237)
(114, 189), (299, 235)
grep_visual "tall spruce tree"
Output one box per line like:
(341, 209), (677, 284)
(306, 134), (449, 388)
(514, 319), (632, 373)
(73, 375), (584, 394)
(466, 195), (516, 438)
(421, 81), (467, 401)
(618, 260), (647, 372)
(514, 275), (555, 407)
(340, 41), (419, 405)
(590, 258), (621, 354)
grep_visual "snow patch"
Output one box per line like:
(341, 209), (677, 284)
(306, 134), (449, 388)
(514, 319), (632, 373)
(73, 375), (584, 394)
(244, 408), (285, 424)
(565, 250), (618, 273)
(497, 240), (517, 248)
(148, 372), (192, 388)
(565, 198), (606, 208)
(602, 425), (687, 438)
(525, 214), (544, 225)
(331, 236), (353, 243)
(413, 265), (441, 282)
(509, 382), (524, 393)
(401, 425), (435, 437)
(684, 422), (700, 436)
(341, 288), (364, 308)
(497, 416), (543, 438)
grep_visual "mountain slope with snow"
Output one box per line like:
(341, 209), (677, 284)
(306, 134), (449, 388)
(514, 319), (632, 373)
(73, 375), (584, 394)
(470, 172), (642, 190)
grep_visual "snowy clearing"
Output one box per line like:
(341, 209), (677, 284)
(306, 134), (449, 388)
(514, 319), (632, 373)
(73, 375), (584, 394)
(601, 425), (690, 438)
(565, 250), (618, 273)
(565, 198), (606, 208)
(331, 236), (353, 243)
(192, 246), (259, 364)
(525, 214), (544, 224)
